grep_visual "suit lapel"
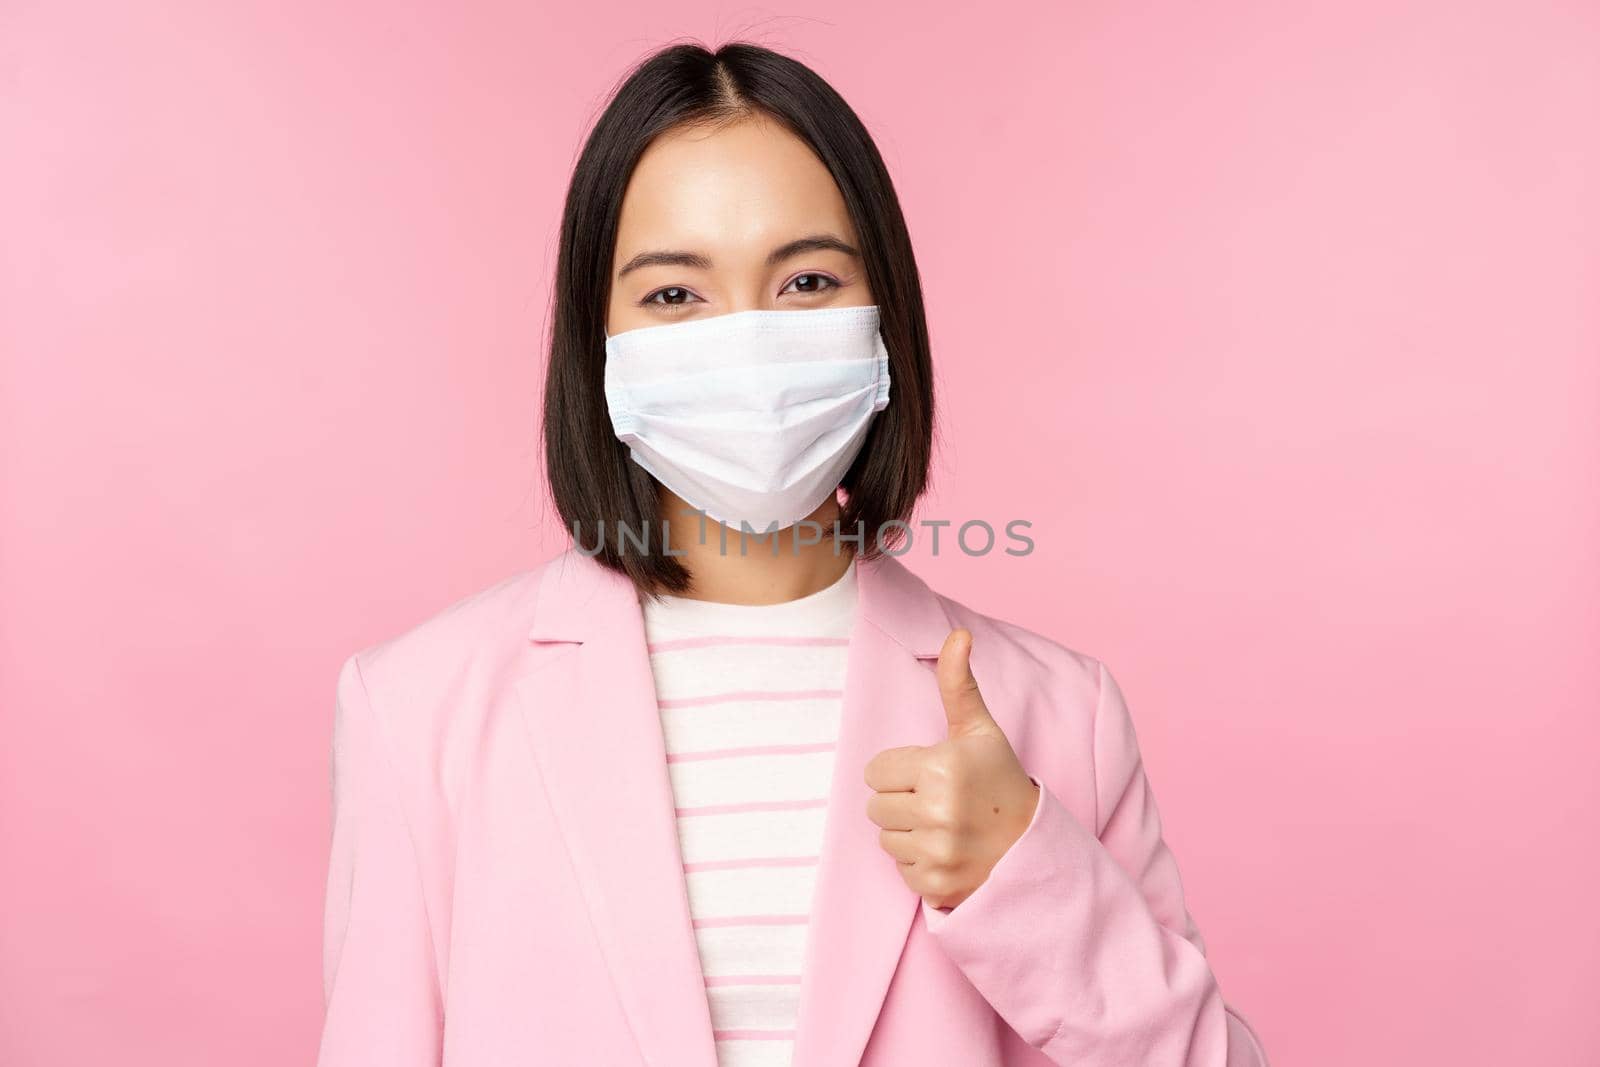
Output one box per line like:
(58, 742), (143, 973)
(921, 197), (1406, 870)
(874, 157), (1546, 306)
(514, 551), (719, 1067)
(789, 551), (954, 1067)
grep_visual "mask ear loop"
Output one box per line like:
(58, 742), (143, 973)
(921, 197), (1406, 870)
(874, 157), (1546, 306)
(871, 333), (893, 412)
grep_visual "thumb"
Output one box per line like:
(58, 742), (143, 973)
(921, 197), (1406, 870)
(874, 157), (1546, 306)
(937, 628), (992, 737)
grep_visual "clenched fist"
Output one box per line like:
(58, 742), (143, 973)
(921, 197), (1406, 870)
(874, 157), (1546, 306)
(864, 627), (1041, 910)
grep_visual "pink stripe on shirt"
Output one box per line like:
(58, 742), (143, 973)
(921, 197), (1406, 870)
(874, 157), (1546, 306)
(657, 688), (844, 709)
(691, 914), (809, 929)
(665, 741), (836, 763)
(648, 634), (850, 653)
(681, 855), (820, 873)
(703, 974), (802, 987)
(675, 797), (829, 817)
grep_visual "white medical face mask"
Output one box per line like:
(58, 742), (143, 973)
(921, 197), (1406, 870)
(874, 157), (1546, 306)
(603, 304), (892, 532)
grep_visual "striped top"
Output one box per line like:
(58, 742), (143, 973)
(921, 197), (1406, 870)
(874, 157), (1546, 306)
(640, 557), (857, 1067)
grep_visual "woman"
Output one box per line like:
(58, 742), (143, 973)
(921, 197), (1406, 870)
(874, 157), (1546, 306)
(317, 41), (1270, 1067)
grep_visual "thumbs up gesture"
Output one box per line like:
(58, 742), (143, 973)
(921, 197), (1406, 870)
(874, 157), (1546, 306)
(864, 628), (1042, 910)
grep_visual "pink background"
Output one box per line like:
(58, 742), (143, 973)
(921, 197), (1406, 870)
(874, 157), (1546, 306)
(3, 2), (1597, 1064)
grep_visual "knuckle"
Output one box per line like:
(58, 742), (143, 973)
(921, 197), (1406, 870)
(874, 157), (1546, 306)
(921, 749), (954, 782)
(931, 751), (969, 790)
(925, 797), (958, 830)
(928, 830), (961, 866)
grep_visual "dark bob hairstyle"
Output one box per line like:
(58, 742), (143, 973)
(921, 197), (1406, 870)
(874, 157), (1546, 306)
(542, 40), (935, 595)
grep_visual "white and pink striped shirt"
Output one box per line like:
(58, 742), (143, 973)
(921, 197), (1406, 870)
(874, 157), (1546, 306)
(640, 557), (858, 1067)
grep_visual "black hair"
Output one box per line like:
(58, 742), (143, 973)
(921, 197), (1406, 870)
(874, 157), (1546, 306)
(542, 40), (935, 595)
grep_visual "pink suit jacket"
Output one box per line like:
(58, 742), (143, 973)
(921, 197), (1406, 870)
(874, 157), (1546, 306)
(317, 547), (1270, 1066)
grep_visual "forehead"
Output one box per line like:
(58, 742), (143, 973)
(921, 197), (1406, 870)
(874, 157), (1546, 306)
(614, 115), (855, 259)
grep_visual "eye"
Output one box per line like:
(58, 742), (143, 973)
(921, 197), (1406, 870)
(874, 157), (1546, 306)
(639, 286), (702, 308)
(780, 272), (840, 296)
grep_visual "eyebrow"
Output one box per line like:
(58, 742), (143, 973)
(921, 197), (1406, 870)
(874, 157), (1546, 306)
(615, 232), (861, 279)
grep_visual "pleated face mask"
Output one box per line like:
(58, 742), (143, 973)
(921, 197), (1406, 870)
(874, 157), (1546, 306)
(602, 304), (893, 532)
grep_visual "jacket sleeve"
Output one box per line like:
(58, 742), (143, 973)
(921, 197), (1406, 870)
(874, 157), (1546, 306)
(920, 658), (1269, 1067)
(317, 654), (444, 1067)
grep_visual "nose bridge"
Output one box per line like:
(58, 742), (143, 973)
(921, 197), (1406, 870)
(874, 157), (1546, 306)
(725, 252), (778, 313)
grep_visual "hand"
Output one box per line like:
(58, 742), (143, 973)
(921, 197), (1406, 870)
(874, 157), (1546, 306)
(864, 628), (1042, 910)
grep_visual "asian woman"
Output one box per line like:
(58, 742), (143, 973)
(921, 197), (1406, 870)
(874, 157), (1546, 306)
(316, 40), (1269, 1067)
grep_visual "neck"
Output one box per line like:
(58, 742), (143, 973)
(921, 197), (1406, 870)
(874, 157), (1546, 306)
(657, 492), (856, 605)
